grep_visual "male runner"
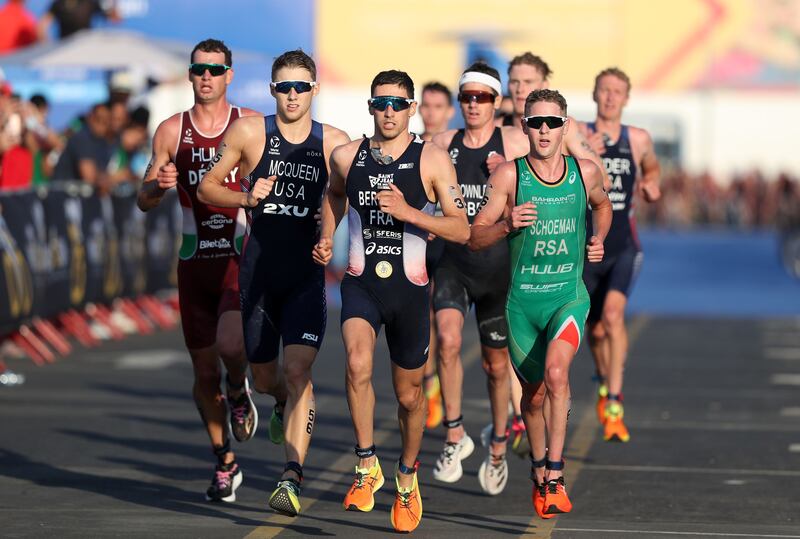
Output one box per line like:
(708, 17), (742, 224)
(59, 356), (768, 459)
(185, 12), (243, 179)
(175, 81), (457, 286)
(430, 61), (528, 495)
(418, 81), (454, 429)
(313, 70), (469, 533)
(578, 68), (661, 442)
(470, 89), (611, 517)
(197, 50), (350, 516)
(137, 39), (259, 503)
(491, 52), (611, 456)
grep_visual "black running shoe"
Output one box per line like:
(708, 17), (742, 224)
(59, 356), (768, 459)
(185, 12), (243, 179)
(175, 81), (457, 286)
(205, 461), (243, 502)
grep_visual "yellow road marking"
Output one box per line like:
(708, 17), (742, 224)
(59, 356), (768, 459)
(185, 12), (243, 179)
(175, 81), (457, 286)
(521, 315), (650, 538)
(243, 341), (482, 538)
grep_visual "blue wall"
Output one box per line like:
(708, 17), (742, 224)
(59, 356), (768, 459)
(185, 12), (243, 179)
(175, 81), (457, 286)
(629, 230), (800, 318)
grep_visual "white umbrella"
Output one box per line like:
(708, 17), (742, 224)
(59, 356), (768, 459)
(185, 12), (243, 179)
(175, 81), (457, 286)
(1, 29), (192, 81)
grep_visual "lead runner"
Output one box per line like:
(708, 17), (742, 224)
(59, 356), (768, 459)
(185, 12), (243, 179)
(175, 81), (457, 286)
(313, 69), (469, 532)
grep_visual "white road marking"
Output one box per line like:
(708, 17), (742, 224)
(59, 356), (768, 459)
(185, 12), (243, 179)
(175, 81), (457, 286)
(555, 528), (800, 538)
(765, 348), (800, 360)
(789, 443), (800, 453)
(115, 350), (188, 370)
(780, 407), (800, 417)
(771, 373), (800, 386)
(581, 463), (800, 478)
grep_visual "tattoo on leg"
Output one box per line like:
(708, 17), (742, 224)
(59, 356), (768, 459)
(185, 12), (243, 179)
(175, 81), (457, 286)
(448, 185), (466, 210)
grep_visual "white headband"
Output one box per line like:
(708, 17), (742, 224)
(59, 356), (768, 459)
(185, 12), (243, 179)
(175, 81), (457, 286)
(458, 71), (502, 96)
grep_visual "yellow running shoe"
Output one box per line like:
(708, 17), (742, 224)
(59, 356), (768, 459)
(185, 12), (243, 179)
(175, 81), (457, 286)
(391, 466), (423, 533)
(268, 479), (301, 516)
(343, 459), (384, 512)
(603, 401), (630, 442)
(425, 375), (443, 429)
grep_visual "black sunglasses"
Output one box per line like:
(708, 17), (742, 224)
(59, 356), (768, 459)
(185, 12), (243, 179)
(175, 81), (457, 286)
(368, 96), (414, 112)
(189, 63), (230, 77)
(270, 80), (317, 94)
(524, 115), (567, 129)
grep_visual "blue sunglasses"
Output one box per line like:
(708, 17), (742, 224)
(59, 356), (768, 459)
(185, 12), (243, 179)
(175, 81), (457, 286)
(368, 96), (414, 111)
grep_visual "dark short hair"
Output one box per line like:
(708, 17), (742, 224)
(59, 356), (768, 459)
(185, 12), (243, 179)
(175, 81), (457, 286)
(524, 89), (567, 115)
(30, 94), (48, 110)
(462, 61), (501, 93)
(371, 70), (414, 98)
(422, 81), (452, 104)
(508, 52), (552, 81)
(272, 49), (317, 81)
(593, 67), (631, 95)
(191, 38), (232, 67)
(130, 106), (150, 128)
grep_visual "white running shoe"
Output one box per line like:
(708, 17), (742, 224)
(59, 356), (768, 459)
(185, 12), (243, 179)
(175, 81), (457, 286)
(478, 452), (508, 495)
(432, 434), (474, 483)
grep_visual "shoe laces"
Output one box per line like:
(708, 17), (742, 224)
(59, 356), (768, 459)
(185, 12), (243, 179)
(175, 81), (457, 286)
(277, 478), (300, 496)
(214, 465), (236, 489)
(230, 396), (250, 424)
(396, 489), (415, 509)
(511, 417), (526, 434)
(440, 442), (458, 464)
(546, 477), (564, 495)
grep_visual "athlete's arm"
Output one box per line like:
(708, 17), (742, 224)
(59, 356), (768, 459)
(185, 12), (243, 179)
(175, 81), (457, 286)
(313, 142), (355, 266)
(469, 160), (537, 251)
(580, 158), (612, 263)
(564, 117), (611, 192)
(633, 128), (661, 203)
(197, 118), (271, 208)
(137, 115), (178, 212)
(378, 143), (469, 244)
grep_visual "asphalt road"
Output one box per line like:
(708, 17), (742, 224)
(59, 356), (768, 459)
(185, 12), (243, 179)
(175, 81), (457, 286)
(1, 313), (799, 538)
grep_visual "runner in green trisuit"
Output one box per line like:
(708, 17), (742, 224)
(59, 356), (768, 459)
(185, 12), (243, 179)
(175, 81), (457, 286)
(469, 89), (611, 519)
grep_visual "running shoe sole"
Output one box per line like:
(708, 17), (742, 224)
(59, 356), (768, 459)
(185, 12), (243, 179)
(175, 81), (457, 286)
(269, 485), (301, 516)
(228, 380), (259, 443)
(478, 454), (508, 495)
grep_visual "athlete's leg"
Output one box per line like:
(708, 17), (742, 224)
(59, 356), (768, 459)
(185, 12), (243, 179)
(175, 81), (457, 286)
(588, 320), (610, 380)
(542, 338), (577, 476)
(280, 344), (318, 479)
(482, 345), (510, 454)
(436, 307), (466, 442)
(216, 310), (248, 386)
(392, 362), (426, 489)
(189, 345), (233, 463)
(510, 371), (523, 416)
(423, 304), (443, 428)
(602, 290), (628, 398)
(521, 380), (547, 483)
(343, 318), (378, 469)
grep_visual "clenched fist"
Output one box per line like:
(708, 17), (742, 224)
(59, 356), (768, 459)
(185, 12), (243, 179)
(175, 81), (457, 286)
(245, 176), (276, 208)
(586, 235), (604, 263)
(312, 237), (333, 266)
(157, 162), (178, 190)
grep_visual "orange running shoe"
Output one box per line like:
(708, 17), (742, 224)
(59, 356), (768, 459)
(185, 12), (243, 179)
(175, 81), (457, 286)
(425, 375), (443, 429)
(543, 477), (573, 515)
(532, 482), (554, 519)
(603, 401), (631, 442)
(596, 384), (608, 424)
(343, 459), (384, 512)
(390, 466), (423, 533)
